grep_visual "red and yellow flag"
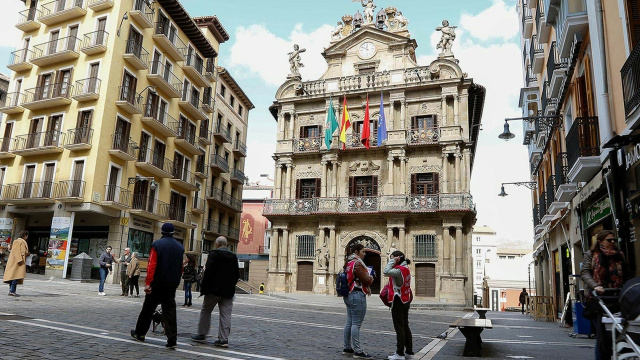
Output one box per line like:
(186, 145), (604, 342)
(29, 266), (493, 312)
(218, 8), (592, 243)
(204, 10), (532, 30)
(339, 95), (351, 150)
(361, 94), (371, 149)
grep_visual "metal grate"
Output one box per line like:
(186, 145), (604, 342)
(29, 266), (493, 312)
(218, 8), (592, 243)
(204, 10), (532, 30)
(414, 234), (437, 261)
(296, 235), (316, 259)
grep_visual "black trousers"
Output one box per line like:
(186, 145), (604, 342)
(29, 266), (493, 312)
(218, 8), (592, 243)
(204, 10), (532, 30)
(120, 272), (129, 294)
(129, 275), (139, 295)
(391, 297), (413, 355)
(135, 288), (177, 342)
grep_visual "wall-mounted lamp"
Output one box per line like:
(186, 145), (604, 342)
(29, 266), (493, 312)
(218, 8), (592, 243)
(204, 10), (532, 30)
(117, 13), (129, 37)
(498, 116), (561, 141)
(128, 176), (157, 190)
(498, 181), (537, 197)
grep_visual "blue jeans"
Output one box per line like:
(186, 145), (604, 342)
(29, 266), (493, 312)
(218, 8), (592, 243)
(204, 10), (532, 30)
(9, 279), (17, 293)
(99, 267), (108, 292)
(343, 290), (367, 353)
(184, 282), (192, 304)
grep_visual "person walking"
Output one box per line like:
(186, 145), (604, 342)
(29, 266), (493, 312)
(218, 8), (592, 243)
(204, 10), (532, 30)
(182, 257), (196, 307)
(195, 265), (203, 292)
(117, 247), (132, 296)
(130, 223), (184, 349)
(259, 282), (265, 294)
(519, 288), (528, 314)
(383, 250), (414, 360)
(191, 236), (239, 347)
(343, 243), (374, 359)
(581, 230), (629, 360)
(127, 252), (141, 298)
(97, 246), (115, 296)
(3, 231), (30, 297)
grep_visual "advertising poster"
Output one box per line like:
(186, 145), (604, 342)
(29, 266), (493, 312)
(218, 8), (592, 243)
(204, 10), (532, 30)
(0, 218), (13, 248)
(46, 217), (71, 269)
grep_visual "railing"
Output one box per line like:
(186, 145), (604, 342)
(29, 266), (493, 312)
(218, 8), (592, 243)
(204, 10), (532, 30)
(231, 168), (246, 183)
(408, 194), (439, 211)
(554, 152), (568, 187)
(529, 34), (543, 66)
(414, 236), (438, 261)
(13, 130), (65, 150)
(538, 192), (546, 220)
(533, 204), (540, 226)
(172, 165), (197, 187)
(545, 176), (555, 208)
(66, 127), (93, 146)
(9, 48), (33, 65)
(154, 21), (187, 55)
(343, 132), (378, 149)
(32, 35), (80, 58)
(525, 65), (537, 87)
(195, 157), (207, 175)
(206, 187), (241, 211)
(181, 89), (200, 108)
(176, 124), (197, 146)
(131, 194), (169, 218)
(206, 58), (215, 75)
(206, 219), (220, 234)
(82, 30), (108, 49)
(202, 93), (213, 107)
(17, 7), (41, 25)
(74, 77), (101, 97)
(137, 148), (174, 174)
(2, 181), (57, 200)
(117, 86), (142, 110)
(622, 41), (640, 118)
(407, 127), (439, 145)
(185, 53), (204, 74)
(535, 0), (545, 31)
(168, 206), (191, 224)
(210, 154), (229, 172)
(338, 71), (391, 91)
(234, 140), (247, 155)
(124, 39), (149, 64)
(546, 41), (568, 86)
(541, 82), (548, 113)
(111, 134), (137, 157)
(521, 0), (532, 32)
(199, 124), (211, 142)
(132, 0), (154, 23)
(293, 136), (321, 152)
(40, 0), (85, 17)
(104, 184), (130, 206)
(24, 82), (73, 103)
(555, 0), (587, 46)
(149, 60), (182, 94)
(566, 117), (600, 171)
(228, 227), (240, 240)
(143, 99), (179, 132)
(193, 197), (205, 212)
(56, 180), (85, 199)
(213, 123), (232, 142)
(1, 92), (24, 108)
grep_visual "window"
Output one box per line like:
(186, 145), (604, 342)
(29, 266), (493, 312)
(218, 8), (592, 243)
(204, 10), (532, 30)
(128, 228), (154, 258)
(476, 260), (481, 267)
(476, 249), (481, 255)
(296, 235), (315, 258)
(411, 173), (439, 195)
(300, 125), (320, 138)
(627, 0), (640, 48)
(220, 85), (226, 97)
(414, 234), (436, 259)
(230, 95), (235, 107)
(508, 256), (516, 260)
(499, 255), (507, 259)
(238, 105), (243, 116)
(296, 178), (320, 199)
(411, 115), (437, 129)
(352, 120), (377, 134)
(349, 176), (378, 197)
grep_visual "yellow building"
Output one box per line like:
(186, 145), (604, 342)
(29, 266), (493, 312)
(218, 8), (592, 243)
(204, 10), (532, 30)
(0, 0), (249, 280)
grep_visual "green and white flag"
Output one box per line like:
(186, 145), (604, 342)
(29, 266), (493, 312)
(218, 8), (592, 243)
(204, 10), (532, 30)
(325, 97), (339, 149)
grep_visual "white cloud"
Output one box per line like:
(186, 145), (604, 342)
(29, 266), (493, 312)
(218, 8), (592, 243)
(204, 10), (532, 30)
(229, 23), (333, 87)
(0, 0), (25, 48)
(460, 0), (519, 42)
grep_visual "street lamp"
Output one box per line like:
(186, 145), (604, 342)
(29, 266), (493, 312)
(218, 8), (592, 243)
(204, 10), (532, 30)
(128, 176), (157, 190)
(140, 85), (157, 95)
(498, 181), (537, 197)
(497, 116), (561, 141)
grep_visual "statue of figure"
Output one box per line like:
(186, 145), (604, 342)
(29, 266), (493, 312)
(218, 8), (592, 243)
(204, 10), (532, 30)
(288, 44), (306, 76)
(331, 21), (343, 40)
(436, 20), (457, 53)
(395, 11), (409, 29)
(361, 0), (376, 24)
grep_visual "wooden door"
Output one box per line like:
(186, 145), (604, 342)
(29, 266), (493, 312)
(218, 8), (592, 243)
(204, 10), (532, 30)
(55, 69), (72, 97)
(174, 152), (184, 178)
(42, 163), (55, 198)
(151, 50), (161, 73)
(27, 118), (43, 148)
(67, 25), (78, 50)
(106, 166), (119, 201)
(71, 160), (84, 197)
(121, 71), (137, 103)
(296, 262), (314, 291)
(138, 133), (150, 162)
(48, 31), (60, 55)
(37, 73), (52, 100)
(22, 38), (30, 62)
(363, 252), (381, 294)
(96, 17), (107, 45)
(114, 118), (130, 150)
(415, 263), (436, 297)
(28, 0), (38, 21)
(169, 192), (180, 220)
(132, 180), (148, 210)
(88, 63), (99, 93)
(127, 27), (143, 57)
(22, 165), (35, 198)
(2, 123), (13, 152)
(56, 0), (66, 12)
(45, 115), (62, 146)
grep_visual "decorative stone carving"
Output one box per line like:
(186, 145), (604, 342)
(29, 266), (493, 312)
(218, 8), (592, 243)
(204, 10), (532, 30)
(360, 0), (376, 24)
(384, 6), (408, 31)
(348, 160), (381, 175)
(409, 102), (441, 116)
(331, 22), (344, 41)
(436, 20), (457, 55)
(340, 231), (385, 252)
(341, 14), (354, 36)
(296, 171), (321, 179)
(430, 63), (441, 79)
(288, 44), (306, 77)
(409, 165), (442, 173)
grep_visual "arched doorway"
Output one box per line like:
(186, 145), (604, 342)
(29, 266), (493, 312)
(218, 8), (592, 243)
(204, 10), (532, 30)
(346, 236), (382, 294)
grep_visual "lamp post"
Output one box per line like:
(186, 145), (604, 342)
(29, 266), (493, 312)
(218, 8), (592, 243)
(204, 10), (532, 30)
(498, 181), (537, 197)
(497, 116), (561, 141)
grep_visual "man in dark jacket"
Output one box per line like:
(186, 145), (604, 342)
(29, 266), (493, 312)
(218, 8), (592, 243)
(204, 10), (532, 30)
(191, 236), (239, 347)
(519, 288), (528, 314)
(131, 223), (184, 349)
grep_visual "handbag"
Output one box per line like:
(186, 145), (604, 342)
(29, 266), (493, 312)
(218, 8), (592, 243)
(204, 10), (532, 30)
(582, 298), (601, 320)
(380, 281), (392, 307)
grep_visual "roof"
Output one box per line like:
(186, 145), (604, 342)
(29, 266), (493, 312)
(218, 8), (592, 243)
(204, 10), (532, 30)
(473, 225), (496, 234)
(0, 73), (10, 83)
(156, 0), (217, 58)
(468, 83), (486, 173)
(193, 16), (230, 44)
(217, 67), (255, 110)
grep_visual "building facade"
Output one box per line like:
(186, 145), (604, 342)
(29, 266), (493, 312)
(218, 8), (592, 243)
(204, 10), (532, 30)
(516, 0), (640, 317)
(471, 225), (497, 305)
(0, 0), (249, 280)
(264, 4), (485, 304)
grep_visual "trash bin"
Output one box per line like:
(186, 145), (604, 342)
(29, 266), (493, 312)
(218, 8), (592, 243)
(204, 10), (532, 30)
(70, 252), (92, 281)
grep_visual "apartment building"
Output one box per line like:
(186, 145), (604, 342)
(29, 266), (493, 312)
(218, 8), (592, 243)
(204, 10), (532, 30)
(0, 0), (249, 280)
(515, 0), (640, 317)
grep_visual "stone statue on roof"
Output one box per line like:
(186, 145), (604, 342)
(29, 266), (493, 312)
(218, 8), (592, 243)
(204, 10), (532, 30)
(436, 20), (457, 54)
(288, 44), (306, 77)
(395, 11), (408, 29)
(331, 21), (344, 40)
(361, 0), (376, 24)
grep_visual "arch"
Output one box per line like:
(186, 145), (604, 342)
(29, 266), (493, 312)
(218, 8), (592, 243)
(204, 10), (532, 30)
(346, 235), (381, 254)
(339, 229), (386, 253)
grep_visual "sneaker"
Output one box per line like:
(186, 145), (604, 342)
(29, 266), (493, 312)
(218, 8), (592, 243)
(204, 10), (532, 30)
(165, 341), (177, 349)
(191, 334), (206, 343)
(213, 339), (229, 348)
(121, 293), (126, 296)
(353, 352), (372, 359)
(388, 353), (405, 360)
(99, 292), (106, 296)
(130, 330), (145, 342)
(343, 348), (355, 355)
(405, 352), (415, 359)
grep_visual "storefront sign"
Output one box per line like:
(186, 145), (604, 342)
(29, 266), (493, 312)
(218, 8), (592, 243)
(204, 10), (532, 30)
(46, 217), (71, 270)
(584, 197), (612, 229)
(130, 215), (154, 231)
(0, 218), (13, 248)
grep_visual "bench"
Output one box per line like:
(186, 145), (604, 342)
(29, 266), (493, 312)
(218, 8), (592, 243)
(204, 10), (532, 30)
(450, 318), (493, 357)
(474, 307), (490, 319)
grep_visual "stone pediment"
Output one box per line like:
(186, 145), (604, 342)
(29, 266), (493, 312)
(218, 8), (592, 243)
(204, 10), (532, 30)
(323, 26), (416, 58)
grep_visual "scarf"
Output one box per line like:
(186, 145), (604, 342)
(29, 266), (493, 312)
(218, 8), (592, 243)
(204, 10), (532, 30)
(592, 245), (625, 290)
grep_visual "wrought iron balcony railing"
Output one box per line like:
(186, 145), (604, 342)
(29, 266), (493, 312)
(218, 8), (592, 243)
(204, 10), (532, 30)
(56, 180), (85, 199)
(81, 30), (108, 51)
(66, 127), (93, 146)
(124, 39), (149, 64)
(24, 82), (73, 104)
(131, 194), (169, 219)
(407, 127), (439, 145)
(554, 152), (569, 187)
(104, 184), (130, 207)
(293, 137), (322, 153)
(210, 154), (229, 172)
(13, 130), (65, 151)
(622, 41), (640, 118)
(566, 117), (600, 171)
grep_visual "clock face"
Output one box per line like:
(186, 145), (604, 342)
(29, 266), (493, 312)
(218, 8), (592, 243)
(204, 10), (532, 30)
(358, 42), (376, 59)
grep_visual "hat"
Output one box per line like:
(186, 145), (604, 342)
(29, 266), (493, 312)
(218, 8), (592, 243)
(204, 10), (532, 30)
(161, 223), (175, 234)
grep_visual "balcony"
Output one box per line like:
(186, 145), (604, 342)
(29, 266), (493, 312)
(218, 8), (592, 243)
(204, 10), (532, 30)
(566, 116), (601, 183)
(343, 132), (378, 150)
(7, 48), (33, 72)
(192, 197), (205, 215)
(167, 207), (194, 227)
(622, 42), (640, 119)
(195, 158), (208, 179)
(230, 168), (246, 185)
(80, 30), (108, 55)
(205, 59), (216, 82)
(102, 185), (131, 210)
(533, 204), (545, 234)
(184, 54), (208, 87)
(546, 42), (568, 98)
(529, 35), (544, 73)
(204, 220), (221, 236)
(534, 116), (549, 149)
(31, 36), (80, 66)
(535, 0), (550, 43)
(87, 0), (114, 11)
(0, 182), (57, 204)
(131, 194), (169, 221)
(109, 134), (137, 161)
(148, 61), (182, 98)
(407, 127), (439, 145)
(170, 166), (199, 192)
(39, 0), (87, 26)
(212, 124), (232, 143)
(72, 78), (101, 102)
(141, 101), (179, 138)
(521, 1), (533, 38)
(136, 148), (174, 178)
(153, 21), (186, 62)
(12, 131), (65, 156)
(556, 0), (588, 57)
(525, 65), (537, 88)
(233, 140), (247, 157)
(16, 8), (41, 32)
(199, 127), (212, 146)
(206, 187), (242, 212)
(545, 175), (563, 215)
(129, 0), (154, 28)
(116, 86), (143, 114)
(0, 138), (15, 159)
(538, 191), (550, 225)
(64, 127), (93, 151)
(210, 154), (229, 174)
(123, 40), (149, 70)
(529, 144), (542, 163)
(0, 92), (25, 114)
(55, 180), (85, 202)
(201, 93), (214, 114)
(554, 152), (576, 202)
(175, 126), (203, 156)
(293, 137), (321, 153)
(178, 90), (208, 120)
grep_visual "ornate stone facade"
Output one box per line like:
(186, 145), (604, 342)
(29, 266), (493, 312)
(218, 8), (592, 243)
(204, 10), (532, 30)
(264, 3), (485, 306)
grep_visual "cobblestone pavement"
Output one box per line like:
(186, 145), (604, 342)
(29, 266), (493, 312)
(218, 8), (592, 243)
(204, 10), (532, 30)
(0, 274), (594, 359)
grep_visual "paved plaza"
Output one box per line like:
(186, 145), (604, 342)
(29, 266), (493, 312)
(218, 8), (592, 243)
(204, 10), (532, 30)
(0, 274), (594, 359)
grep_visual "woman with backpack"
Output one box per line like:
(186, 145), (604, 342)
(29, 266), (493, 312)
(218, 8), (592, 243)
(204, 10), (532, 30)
(342, 243), (374, 359)
(383, 250), (414, 360)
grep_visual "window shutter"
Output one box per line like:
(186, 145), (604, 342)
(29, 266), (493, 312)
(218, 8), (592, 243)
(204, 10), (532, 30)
(349, 177), (355, 197)
(299, 126), (305, 138)
(628, 0), (640, 48)
(372, 176), (378, 196)
(434, 173), (439, 194)
(296, 179), (301, 199)
(411, 174), (417, 194)
(433, 114), (438, 127)
(315, 179), (321, 197)
(411, 116), (417, 129)
(318, 125), (323, 138)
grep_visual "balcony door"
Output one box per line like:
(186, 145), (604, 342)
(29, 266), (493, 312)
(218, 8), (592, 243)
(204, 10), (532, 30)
(151, 50), (161, 74)
(54, 68), (72, 98)
(106, 166), (120, 202)
(27, 117), (43, 149)
(95, 17), (107, 46)
(22, 165), (36, 198)
(411, 115), (437, 129)
(45, 115), (62, 146)
(153, 140), (166, 168)
(127, 27), (143, 57)
(21, 38), (30, 63)
(114, 117), (131, 151)
(296, 178), (320, 199)
(27, 0), (38, 21)
(627, 0), (640, 48)
(138, 133), (150, 162)
(48, 30), (60, 55)
(36, 73), (52, 101)
(349, 176), (377, 197)
(411, 173), (439, 195)
(121, 71), (137, 104)
(55, 0), (66, 12)
(71, 160), (84, 197)
(133, 180), (149, 210)
(174, 152), (184, 179)
(67, 25), (78, 51)
(42, 163), (55, 198)
(87, 62), (99, 94)
(145, 93), (159, 119)
(2, 123), (13, 152)
(75, 109), (92, 144)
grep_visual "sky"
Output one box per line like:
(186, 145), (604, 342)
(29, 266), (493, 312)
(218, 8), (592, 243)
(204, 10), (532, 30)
(0, 0), (533, 244)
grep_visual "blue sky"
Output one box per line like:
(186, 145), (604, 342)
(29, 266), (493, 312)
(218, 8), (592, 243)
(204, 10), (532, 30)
(0, 0), (534, 244)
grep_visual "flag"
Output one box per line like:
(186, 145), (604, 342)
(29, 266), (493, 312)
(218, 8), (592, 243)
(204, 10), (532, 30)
(324, 97), (339, 149)
(361, 94), (371, 149)
(339, 95), (351, 150)
(377, 91), (387, 146)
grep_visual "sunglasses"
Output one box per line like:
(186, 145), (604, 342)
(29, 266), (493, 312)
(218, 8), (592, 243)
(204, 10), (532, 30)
(603, 238), (616, 243)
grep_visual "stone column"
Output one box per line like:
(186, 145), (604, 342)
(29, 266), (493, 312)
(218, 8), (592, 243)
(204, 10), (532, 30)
(442, 154), (449, 193)
(455, 150), (461, 193)
(278, 113), (285, 140)
(454, 95), (460, 125)
(442, 226), (450, 275)
(288, 112), (295, 140)
(400, 157), (406, 195)
(270, 229), (279, 271)
(400, 99), (406, 129)
(441, 96), (448, 126)
(332, 162), (338, 197)
(280, 228), (289, 271)
(330, 227), (337, 273)
(388, 156), (394, 195)
(387, 227), (393, 248)
(274, 164), (282, 199)
(455, 226), (463, 275)
(399, 227), (406, 253)
(450, 226), (456, 275)
(285, 164), (292, 199)
(321, 161), (327, 197)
